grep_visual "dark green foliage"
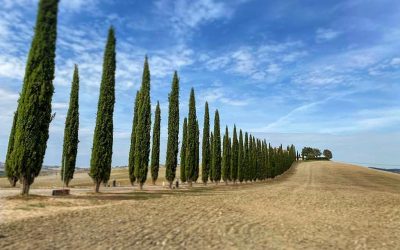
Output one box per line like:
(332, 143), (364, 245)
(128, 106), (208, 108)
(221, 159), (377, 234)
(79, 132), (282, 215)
(165, 71), (180, 187)
(302, 147), (322, 160)
(212, 110), (221, 183)
(228, 138), (232, 181)
(61, 65), (80, 187)
(244, 132), (249, 182)
(180, 118), (187, 183)
(222, 126), (230, 183)
(248, 135), (254, 181)
(268, 143), (275, 178)
(5, 111), (18, 187)
(128, 90), (140, 185)
(134, 56), (152, 189)
(230, 126), (238, 183)
(185, 88), (197, 186)
(201, 102), (210, 184)
(323, 149), (333, 159)
(194, 120), (200, 182)
(89, 27), (116, 193)
(252, 137), (258, 181)
(210, 132), (214, 182)
(150, 102), (161, 185)
(9, 0), (59, 195)
(238, 130), (244, 183)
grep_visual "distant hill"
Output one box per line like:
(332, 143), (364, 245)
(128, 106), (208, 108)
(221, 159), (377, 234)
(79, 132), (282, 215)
(370, 167), (400, 174)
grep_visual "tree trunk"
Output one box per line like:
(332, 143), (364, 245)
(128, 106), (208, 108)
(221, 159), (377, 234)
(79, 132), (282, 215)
(188, 181), (192, 188)
(139, 182), (144, 190)
(21, 177), (30, 195)
(152, 180), (156, 185)
(225, 181), (228, 185)
(94, 181), (101, 193)
(169, 181), (173, 189)
(9, 178), (17, 187)
(203, 182), (207, 186)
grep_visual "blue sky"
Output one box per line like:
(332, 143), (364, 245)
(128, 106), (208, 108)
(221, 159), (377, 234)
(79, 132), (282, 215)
(0, 0), (399, 168)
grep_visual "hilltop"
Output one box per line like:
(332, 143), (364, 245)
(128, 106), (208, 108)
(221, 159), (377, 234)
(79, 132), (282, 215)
(1, 161), (400, 249)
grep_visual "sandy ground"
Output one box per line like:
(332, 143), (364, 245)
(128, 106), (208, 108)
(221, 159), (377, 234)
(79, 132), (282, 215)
(1, 161), (400, 249)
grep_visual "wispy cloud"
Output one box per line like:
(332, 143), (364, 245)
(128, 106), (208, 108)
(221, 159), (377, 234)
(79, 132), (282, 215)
(316, 28), (341, 43)
(201, 41), (307, 82)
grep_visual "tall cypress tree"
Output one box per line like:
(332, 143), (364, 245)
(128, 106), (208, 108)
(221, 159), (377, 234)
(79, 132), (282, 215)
(165, 71), (180, 188)
(128, 90), (140, 185)
(228, 137), (232, 181)
(244, 132), (249, 182)
(185, 88), (197, 187)
(61, 65), (80, 187)
(201, 102), (210, 185)
(212, 110), (221, 183)
(150, 101), (161, 185)
(134, 56), (151, 190)
(90, 27), (116, 193)
(268, 143), (275, 178)
(8, 0), (59, 195)
(237, 129), (244, 183)
(180, 118), (187, 183)
(210, 132), (214, 182)
(222, 126), (230, 184)
(248, 135), (253, 182)
(194, 120), (200, 182)
(5, 111), (18, 187)
(230, 125), (238, 183)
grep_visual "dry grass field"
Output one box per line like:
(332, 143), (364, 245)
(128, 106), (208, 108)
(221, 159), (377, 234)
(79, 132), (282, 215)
(1, 161), (400, 249)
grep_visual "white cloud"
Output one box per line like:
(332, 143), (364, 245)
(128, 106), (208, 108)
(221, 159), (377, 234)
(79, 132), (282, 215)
(202, 40), (307, 82)
(390, 57), (400, 66)
(316, 28), (341, 43)
(198, 86), (250, 107)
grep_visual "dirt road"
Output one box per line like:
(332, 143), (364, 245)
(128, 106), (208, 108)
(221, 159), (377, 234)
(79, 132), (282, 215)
(1, 161), (400, 249)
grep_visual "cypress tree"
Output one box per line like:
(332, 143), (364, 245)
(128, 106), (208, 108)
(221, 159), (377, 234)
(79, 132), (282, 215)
(268, 143), (275, 178)
(222, 126), (230, 184)
(61, 65), (80, 187)
(134, 56), (152, 190)
(248, 135), (253, 182)
(201, 102), (210, 185)
(228, 137), (232, 181)
(238, 129), (244, 183)
(8, 0), (59, 195)
(253, 137), (258, 181)
(5, 111), (18, 187)
(256, 139), (262, 181)
(230, 125), (238, 184)
(89, 27), (116, 193)
(210, 132), (214, 182)
(194, 120), (200, 182)
(212, 110), (221, 183)
(150, 101), (161, 185)
(185, 88), (197, 187)
(128, 90), (140, 185)
(244, 132), (249, 182)
(165, 71), (180, 188)
(180, 118), (187, 183)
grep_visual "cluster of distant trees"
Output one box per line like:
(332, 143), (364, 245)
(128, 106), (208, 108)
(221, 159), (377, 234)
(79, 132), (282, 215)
(301, 147), (332, 160)
(4, 0), (298, 195)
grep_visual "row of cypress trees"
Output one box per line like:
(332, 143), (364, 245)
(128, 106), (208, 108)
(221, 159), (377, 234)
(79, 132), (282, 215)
(4, 0), (297, 195)
(178, 91), (297, 185)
